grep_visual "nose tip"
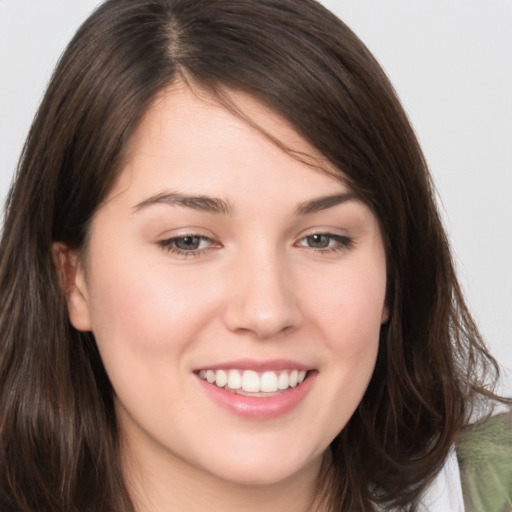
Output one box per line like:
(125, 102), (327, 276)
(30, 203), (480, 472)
(222, 257), (301, 340)
(229, 305), (296, 340)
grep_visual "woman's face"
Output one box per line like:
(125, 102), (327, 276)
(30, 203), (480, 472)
(66, 82), (388, 487)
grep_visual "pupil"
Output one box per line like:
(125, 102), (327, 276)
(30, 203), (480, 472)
(308, 234), (329, 248)
(175, 236), (200, 250)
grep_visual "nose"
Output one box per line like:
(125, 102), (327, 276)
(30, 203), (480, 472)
(222, 248), (302, 340)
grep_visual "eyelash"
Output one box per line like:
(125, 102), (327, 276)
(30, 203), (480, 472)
(157, 233), (355, 258)
(296, 233), (355, 253)
(157, 234), (216, 257)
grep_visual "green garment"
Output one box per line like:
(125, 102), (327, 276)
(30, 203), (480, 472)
(457, 412), (512, 512)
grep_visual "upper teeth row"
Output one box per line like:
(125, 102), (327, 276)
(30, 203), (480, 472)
(198, 369), (307, 393)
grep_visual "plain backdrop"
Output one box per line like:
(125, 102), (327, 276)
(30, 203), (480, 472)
(1, 0), (511, 396)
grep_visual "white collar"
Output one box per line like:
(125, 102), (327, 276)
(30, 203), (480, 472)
(374, 445), (465, 512)
(416, 445), (465, 512)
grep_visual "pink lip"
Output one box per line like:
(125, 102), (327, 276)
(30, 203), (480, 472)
(196, 370), (317, 420)
(194, 358), (313, 372)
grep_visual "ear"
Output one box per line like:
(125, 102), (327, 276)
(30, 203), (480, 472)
(381, 304), (390, 324)
(52, 242), (92, 332)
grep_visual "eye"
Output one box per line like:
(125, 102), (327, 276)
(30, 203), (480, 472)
(173, 236), (207, 251)
(297, 233), (354, 252)
(157, 234), (218, 257)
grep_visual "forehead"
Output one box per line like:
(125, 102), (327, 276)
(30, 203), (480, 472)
(109, 81), (352, 205)
(132, 81), (324, 155)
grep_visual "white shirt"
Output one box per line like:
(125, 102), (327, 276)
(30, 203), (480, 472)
(375, 446), (465, 512)
(416, 446), (465, 512)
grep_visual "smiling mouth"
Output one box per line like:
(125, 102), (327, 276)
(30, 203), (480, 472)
(197, 369), (309, 396)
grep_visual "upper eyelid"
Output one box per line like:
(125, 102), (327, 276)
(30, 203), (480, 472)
(159, 234), (216, 245)
(157, 228), (351, 242)
(295, 226), (351, 239)
(154, 217), (357, 241)
(157, 235), (219, 257)
(296, 233), (353, 244)
(155, 226), (217, 240)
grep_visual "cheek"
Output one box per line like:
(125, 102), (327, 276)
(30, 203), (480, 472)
(321, 276), (382, 382)
(84, 257), (223, 431)
(85, 251), (220, 363)
(307, 261), (386, 351)
(302, 260), (385, 427)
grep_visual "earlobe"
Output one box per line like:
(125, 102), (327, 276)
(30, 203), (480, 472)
(52, 242), (92, 332)
(381, 305), (390, 324)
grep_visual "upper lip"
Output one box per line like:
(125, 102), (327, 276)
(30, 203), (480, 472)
(194, 358), (313, 372)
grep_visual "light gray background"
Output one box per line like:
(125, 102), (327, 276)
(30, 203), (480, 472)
(1, 0), (510, 395)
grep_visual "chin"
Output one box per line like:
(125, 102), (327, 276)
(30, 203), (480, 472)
(196, 443), (324, 487)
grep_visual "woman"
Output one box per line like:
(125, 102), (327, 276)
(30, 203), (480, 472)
(0, 0), (509, 511)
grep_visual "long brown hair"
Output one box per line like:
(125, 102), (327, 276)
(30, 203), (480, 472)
(0, 1), (503, 510)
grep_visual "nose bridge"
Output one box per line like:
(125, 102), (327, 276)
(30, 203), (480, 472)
(224, 238), (300, 339)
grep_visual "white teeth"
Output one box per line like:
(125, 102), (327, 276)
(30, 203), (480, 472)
(260, 371), (278, 392)
(198, 368), (308, 393)
(216, 369), (228, 388)
(227, 369), (242, 389)
(277, 371), (289, 390)
(242, 370), (260, 392)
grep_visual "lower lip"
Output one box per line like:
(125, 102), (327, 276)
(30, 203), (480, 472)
(197, 372), (316, 420)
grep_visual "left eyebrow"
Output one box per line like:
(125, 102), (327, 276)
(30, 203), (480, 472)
(295, 192), (359, 215)
(133, 191), (234, 215)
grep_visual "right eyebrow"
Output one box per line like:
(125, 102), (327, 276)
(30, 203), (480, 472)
(132, 191), (234, 215)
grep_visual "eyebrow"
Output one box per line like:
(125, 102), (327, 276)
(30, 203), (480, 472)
(133, 191), (234, 215)
(295, 192), (359, 215)
(133, 190), (359, 216)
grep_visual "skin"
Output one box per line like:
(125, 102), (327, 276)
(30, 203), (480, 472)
(57, 82), (388, 512)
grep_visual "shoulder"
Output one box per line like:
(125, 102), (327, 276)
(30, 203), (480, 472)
(456, 409), (512, 512)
